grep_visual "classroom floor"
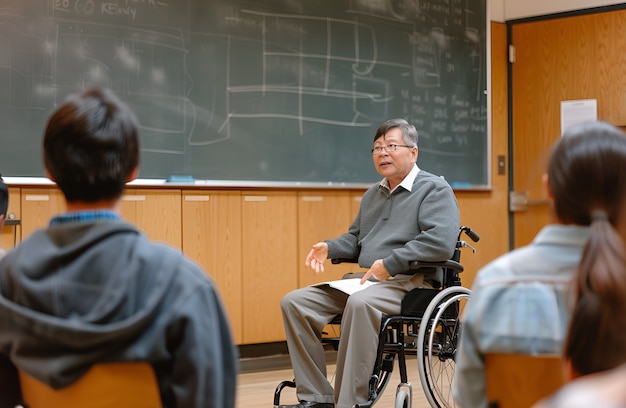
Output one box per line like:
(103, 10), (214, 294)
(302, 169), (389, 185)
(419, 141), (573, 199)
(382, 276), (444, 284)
(236, 355), (431, 407)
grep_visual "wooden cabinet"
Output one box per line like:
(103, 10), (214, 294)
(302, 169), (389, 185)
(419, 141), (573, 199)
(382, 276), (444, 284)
(182, 190), (243, 344)
(241, 191), (298, 344)
(15, 188), (183, 250)
(350, 191), (364, 218)
(20, 188), (66, 240)
(120, 189), (182, 249)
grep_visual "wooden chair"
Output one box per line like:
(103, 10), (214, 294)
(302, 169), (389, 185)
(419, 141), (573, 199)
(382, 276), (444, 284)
(19, 362), (161, 408)
(485, 353), (564, 408)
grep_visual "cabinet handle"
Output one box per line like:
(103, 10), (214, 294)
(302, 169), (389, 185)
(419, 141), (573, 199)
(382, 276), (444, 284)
(185, 195), (210, 201)
(25, 195), (49, 201)
(244, 196), (267, 202)
(301, 196), (323, 202)
(122, 195), (146, 201)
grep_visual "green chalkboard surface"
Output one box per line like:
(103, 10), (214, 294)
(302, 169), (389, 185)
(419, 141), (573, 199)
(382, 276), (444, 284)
(0, 0), (488, 187)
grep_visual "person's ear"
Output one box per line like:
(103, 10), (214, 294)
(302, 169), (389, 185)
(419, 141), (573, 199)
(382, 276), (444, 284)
(126, 167), (139, 183)
(542, 173), (553, 199)
(564, 358), (579, 381)
(44, 168), (56, 183)
(413, 146), (419, 163)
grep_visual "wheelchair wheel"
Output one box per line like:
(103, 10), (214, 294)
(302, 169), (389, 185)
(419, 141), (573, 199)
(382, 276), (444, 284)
(416, 286), (471, 408)
(394, 390), (410, 408)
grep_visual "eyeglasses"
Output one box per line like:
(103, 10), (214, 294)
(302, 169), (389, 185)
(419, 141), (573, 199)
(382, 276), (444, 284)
(371, 144), (415, 155)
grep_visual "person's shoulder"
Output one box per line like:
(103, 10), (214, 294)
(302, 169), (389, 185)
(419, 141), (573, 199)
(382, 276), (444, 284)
(416, 170), (444, 182)
(471, 253), (513, 285)
(414, 171), (453, 190)
(473, 235), (578, 292)
(360, 182), (382, 201)
(471, 245), (536, 286)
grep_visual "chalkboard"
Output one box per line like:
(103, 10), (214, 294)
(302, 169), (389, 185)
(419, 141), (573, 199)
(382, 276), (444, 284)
(0, 0), (488, 187)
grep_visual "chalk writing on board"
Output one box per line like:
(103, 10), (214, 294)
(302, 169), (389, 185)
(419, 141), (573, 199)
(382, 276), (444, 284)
(0, 0), (488, 186)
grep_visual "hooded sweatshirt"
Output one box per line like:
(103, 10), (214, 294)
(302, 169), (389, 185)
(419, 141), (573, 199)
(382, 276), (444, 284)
(0, 219), (237, 408)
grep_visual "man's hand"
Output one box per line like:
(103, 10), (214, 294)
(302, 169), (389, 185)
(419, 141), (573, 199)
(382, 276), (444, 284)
(360, 259), (390, 284)
(305, 242), (329, 274)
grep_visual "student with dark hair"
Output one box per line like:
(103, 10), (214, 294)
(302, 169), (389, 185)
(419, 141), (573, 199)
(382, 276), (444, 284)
(280, 118), (460, 408)
(0, 176), (8, 259)
(454, 121), (626, 408)
(0, 88), (237, 408)
(533, 123), (626, 408)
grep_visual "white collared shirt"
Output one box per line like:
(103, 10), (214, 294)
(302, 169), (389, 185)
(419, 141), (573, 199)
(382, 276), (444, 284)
(379, 163), (421, 193)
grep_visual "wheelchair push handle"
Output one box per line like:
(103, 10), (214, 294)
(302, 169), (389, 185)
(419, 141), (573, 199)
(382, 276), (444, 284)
(460, 225), (480, 243)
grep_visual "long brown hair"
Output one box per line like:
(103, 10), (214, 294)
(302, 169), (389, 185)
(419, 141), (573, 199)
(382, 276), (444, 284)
(555, 122), (626, 377)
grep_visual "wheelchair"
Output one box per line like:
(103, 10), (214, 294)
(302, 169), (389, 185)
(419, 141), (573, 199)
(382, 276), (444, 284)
(274, 226), (479, 408)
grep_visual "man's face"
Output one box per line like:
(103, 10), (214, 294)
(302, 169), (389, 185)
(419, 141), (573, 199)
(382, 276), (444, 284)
(372, 127), (418, 184)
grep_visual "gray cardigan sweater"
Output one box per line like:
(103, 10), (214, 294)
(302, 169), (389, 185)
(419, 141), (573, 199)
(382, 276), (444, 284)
(326, 170), (460, 281)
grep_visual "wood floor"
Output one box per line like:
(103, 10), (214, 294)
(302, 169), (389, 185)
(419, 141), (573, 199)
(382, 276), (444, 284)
(236, 356), (431, 407)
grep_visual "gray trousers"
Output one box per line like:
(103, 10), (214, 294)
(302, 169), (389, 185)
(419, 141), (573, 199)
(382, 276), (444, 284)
(280, 274), (428, 408)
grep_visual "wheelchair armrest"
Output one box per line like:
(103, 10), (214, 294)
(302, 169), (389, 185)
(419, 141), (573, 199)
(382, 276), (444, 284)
(408, 259), (464, 273)
(331, 258), (358, 264)
(333, 258), (463, 272)
(329, 260), (367, 281)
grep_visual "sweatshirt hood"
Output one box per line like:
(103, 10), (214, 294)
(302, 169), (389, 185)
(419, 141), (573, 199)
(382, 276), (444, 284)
(0, 221), (179, 384)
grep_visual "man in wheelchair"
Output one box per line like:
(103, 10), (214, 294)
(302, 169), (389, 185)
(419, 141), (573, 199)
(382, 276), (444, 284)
(279, 118), (460, 408)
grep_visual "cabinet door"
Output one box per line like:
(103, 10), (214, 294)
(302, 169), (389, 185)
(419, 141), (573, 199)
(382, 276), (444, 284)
(121, 189), (181, 249)
(182, 190), (243, 344)
(20, 188), (66, 240)
(241, 191), (297, 344)
(297, 190), (363, 288)
(1, 187), (22, 250)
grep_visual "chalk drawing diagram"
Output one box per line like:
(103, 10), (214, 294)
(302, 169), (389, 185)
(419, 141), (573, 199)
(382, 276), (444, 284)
(207, 9), (401, 143)
(349, 0), (484, 90)
(53, 22), (194, 156)
(345, 0), (486, 163)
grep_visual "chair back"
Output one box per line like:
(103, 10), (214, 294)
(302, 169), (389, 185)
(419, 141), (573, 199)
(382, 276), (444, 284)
(19, 362), (161, 408)
(485, 353), (564, 408)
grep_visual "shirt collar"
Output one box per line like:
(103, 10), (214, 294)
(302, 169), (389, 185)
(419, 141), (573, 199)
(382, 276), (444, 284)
(533, 224), (590, 247)
(49, 210), (122, 226)
(379, 164), (420, 193)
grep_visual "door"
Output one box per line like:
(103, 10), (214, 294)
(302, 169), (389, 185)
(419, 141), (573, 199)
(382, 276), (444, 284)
(510, 9), (626, 248)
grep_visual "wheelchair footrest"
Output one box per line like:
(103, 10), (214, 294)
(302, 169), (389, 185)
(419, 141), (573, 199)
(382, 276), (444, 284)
(273, 380), (296, 406)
